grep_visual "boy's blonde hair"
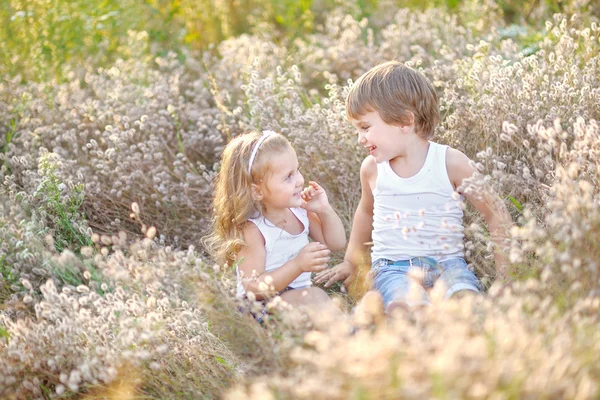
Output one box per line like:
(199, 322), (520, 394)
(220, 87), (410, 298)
(203, 131), (292, 265)
(346, 61), (440, 139)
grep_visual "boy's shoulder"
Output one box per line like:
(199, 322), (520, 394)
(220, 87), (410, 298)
(360, 155), (377, 174)
(444, 146), (471, 169)
(443, 146), (476, 190)
(359, 156), (378, 192)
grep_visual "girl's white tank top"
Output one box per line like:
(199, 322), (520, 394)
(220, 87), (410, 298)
(236, 207), (312, 297)
(371, 141), (465, 263)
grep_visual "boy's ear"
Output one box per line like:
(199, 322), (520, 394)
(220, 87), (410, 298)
(250, 183), (263, 201)
(399, 111), (416, 133)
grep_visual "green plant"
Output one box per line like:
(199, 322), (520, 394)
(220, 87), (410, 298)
(0, 254), (18, 302)
(0, 326), (10, 344)
(0, 254), (17, 285)
(33, 152), (92, 253)
(0, 118), (15, 155)
(0, 0), (186, 82)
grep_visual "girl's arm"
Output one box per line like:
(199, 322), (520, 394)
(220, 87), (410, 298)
(315, 156), (376, 287)
(303, 181), (346, 251)
(237, 222), (330, 300)
(446, 148), (513, 280)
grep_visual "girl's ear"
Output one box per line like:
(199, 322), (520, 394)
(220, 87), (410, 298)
(250, 183), (264, 201)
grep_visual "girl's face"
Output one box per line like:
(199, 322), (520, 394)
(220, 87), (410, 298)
(259, 146), (305, 210)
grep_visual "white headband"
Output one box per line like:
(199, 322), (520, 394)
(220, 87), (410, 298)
(247, 130), (276, 174)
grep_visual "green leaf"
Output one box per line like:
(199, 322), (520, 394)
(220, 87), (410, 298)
(0, 326), (10, 343)
(507, 195), (523, 211)
(214, 356), (228, 366)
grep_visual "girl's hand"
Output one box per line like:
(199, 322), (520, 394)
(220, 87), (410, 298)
(300, 181), (330, 214)
(294, 242), (330, 273)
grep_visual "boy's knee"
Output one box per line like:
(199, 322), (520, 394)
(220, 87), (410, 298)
(449, 288), (480, 299)
(386, 299), (430, 315)
(386, 300), (410, 315)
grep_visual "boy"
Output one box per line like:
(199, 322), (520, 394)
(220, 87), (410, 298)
(315, 61), (512, 312)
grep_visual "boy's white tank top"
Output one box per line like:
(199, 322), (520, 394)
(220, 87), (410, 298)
(236, 207), (312, 297)
(371, 141), (465, 263)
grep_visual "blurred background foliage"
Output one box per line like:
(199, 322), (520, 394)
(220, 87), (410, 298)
(1, 0), (597, 83)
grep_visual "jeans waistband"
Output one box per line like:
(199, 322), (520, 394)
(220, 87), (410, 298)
(373, 256), (441, 270)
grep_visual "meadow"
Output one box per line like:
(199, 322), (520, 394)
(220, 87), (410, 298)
(1, 0), (600, 398)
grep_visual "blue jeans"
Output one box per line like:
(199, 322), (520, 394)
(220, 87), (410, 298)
(372, 257), (482, 308)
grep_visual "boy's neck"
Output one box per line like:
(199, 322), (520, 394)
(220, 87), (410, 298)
(389, 136), (431, 178)
(391, 135), (430, 162)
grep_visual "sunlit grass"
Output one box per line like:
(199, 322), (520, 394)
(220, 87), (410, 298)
(1, 0), (600, 398)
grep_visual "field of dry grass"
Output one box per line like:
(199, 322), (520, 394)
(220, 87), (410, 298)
(1, 0), (599, 398)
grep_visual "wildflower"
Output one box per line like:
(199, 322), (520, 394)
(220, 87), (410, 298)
(21, 278), (33, 291)
(131, 202), (140, 215)
(146, 226), (157, 240)
(76, 285), (90, 293)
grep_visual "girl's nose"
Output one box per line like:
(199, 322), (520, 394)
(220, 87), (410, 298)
(297, 171), (305, 186)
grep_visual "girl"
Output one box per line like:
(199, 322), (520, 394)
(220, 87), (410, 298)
(204, 130), (346, 309)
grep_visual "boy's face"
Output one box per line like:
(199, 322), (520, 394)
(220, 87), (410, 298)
(350, 111), (405, 163)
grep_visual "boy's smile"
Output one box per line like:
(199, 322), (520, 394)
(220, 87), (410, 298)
(350, 111), (404, 163)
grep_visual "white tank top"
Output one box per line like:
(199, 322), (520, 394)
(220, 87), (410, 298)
(371, 142), (465, 263)
(236, 207), (312, 297)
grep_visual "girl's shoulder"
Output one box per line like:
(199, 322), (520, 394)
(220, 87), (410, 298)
(241, 220), (265, 244)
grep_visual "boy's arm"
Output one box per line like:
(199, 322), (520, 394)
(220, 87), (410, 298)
(447, 148), (513, 281)
(307, 208), (346, 251)
(314, 157), (376, 288)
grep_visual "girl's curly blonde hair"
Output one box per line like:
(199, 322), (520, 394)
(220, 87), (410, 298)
(203, 131), (292, 266)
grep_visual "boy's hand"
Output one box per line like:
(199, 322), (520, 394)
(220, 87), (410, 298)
(294, 242), (330, 273)
(314, 260), (355, 288)
(300, 181), (330, 214)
